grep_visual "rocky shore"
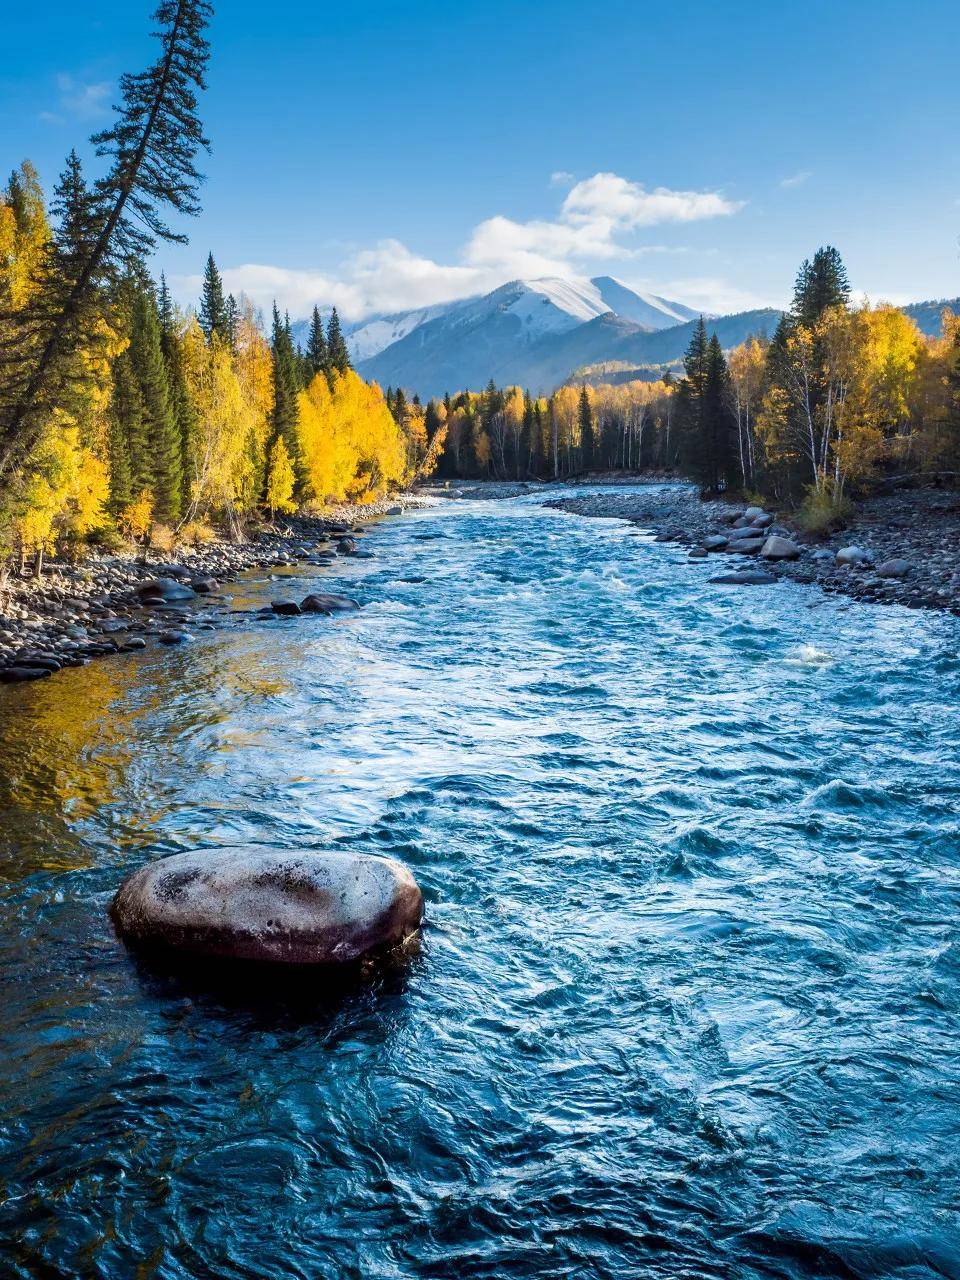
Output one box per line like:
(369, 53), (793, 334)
(0, 494), (424, 686)
(546, 482), (960, 615)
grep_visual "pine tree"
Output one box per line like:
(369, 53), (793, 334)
(703, 334), (734, 493)
(129, 283), (181, 520)
(225, 292), (239, 350)
(792, 246), (850, 328)
(307, 305), (328, 376)
(326, 307), (351, 373)
(578, 384), (594, 470)
(50, 151), (104, 288)
(108, 350), (141, 511)
(268, 303), (305, 498)
(159, 272), (197, 511)
(199, 251), (228, 341)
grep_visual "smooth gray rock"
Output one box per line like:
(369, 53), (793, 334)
(751, 513), (774, 528)
(337, 537), (358, 555)
(836, 545), (873, 567)
(110, 848), (424, 965)
(743, 506), (766, 520)
(703, 535), (729, 551)
(709, 570), (778, 585)
(159, 630), (192, 645)
(301, 593), (361, 614)
(877, 558), (911, 578)
(760, 535), (802, 560)
(271, 600), (302, 616)
(730, 537), (767, 555)
(138, 577), (197, 603)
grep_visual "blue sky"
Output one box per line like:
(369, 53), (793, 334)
(2, 0), (958, 320)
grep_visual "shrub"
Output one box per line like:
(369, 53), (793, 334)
(795, 484), (851, 536)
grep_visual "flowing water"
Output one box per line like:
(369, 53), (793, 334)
(1, 485), (959, 1279)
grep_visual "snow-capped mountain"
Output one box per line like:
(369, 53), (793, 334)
(354, 276), (710, 396)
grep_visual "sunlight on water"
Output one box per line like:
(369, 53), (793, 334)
(1, 485), (959, 1279)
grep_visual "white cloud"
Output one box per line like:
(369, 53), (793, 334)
(173, 172), (746, 321)
(651, 276), (778, 314)
(40, 74), (111, 124)
(779, 170), (812, 189)
(549, 170), (575, 187)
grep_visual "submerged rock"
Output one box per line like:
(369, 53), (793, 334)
(301, 593), (361, 614)
(709, 569), (778, 585)
(0, 665), (52, 683)
(110, 848), (424, 965)
(271, 600), (302, 616)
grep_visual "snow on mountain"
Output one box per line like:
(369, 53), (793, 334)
(345, 302), (453, 362)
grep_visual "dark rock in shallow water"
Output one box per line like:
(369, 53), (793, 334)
(709, 570), (778, 585)
(159, 630), (192, 645)
(271, 600), (302, 616)
(0, 666), (52, 683)
(337, 537), (358, 555)
(301, 593), (361, 614)
(110, 848), (424, 965)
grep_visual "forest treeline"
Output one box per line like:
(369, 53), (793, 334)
(426, 247), (960, 524)
(0, 160), (439, 569)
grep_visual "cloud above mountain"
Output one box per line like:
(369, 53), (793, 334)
(177, 172), (744, 322)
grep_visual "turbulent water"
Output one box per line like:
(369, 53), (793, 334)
(1, 485), (959, 1280)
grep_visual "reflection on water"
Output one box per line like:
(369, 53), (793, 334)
(1, 486), (960, 1279)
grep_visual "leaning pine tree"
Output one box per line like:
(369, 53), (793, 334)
(0, 0), (213, 487)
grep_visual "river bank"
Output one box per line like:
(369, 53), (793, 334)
(549, 483), (960, 615)
(427, 477), (960, 615)
(0, 493), (427, 684)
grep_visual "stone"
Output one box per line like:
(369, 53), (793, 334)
(750, 513), (773, 528)
(729, 537), (767, 555)
(159, 630), (192, 645)
(0, 666), (52, 683)
(709, 570), (778, 585)
(110, 848), (424, 966)
(271, 600), (302, 616)
(728, 525), (763, 540)
(760, 535), (802, 560)
(836, 545), (873, 567)
(120, 638), (148, 652)
(138, 577), (197, 604)
(301, 593), (361, 614)
(337, 537), (358, 555)
(743, 506), (766, 520)
(192, 577), (219, 595)
(877, 558), (911, 578)
(703, 535), (729, 551)
(688, 547), (708, 559)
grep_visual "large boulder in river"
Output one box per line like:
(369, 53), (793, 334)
(111, 848), (424, 965)
(301, 593), (361, 614)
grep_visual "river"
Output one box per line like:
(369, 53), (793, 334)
(1, 484), (959, 1279)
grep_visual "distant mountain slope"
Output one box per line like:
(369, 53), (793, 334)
(360, 306), (783, 398)
(902, 298), (960, 337)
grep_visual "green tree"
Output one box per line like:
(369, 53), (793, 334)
(326, 307), (351, 373)
(199, 251), (229, 341)
(792, 246), (850, 328)
(129, 282), (181, 520)
(578, 384), (594, 470)
(307, 305), (329, 376)
(268, 303), (305, 497)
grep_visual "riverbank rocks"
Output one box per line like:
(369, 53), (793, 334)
(836, 546), (873, 567)
(271, 600), (302, 616)
(760, 535), (802, 560)
(877, 558), (912, 578)
(301, 593), (361, 614)
(0, 666), (52, 683)
(138, 577), (198, 604)
(110, 848), (424, 965)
